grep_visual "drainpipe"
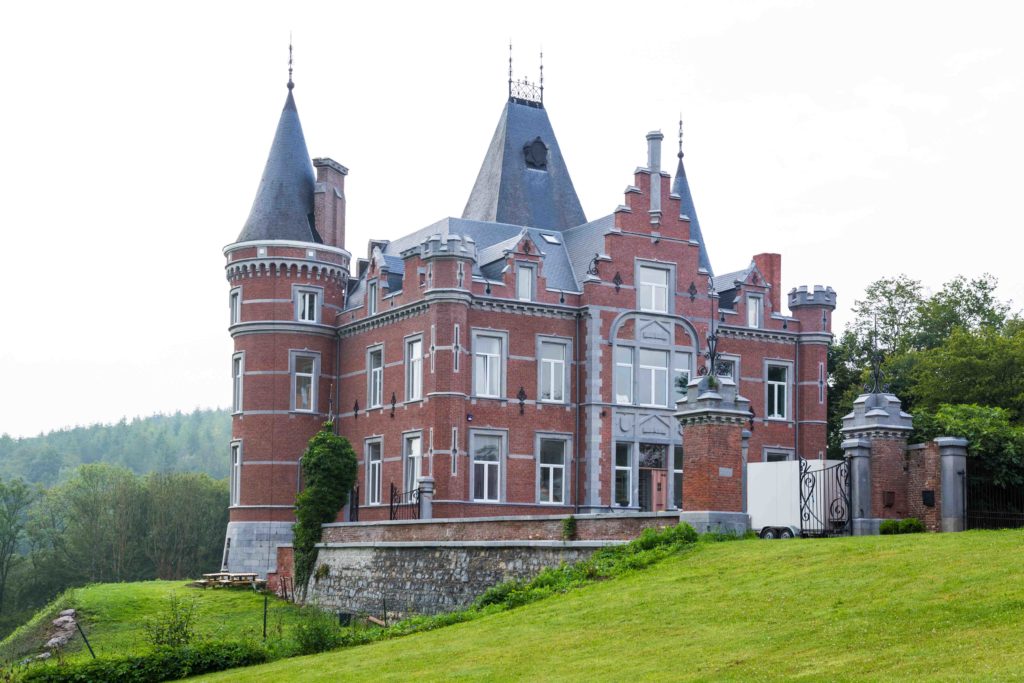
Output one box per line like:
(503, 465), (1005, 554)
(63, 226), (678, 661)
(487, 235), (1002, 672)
(574, 310), (581, 514)
(794, 334), (800, 457)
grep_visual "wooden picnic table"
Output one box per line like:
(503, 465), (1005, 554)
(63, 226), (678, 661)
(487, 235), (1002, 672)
(192, 572), (266, 589)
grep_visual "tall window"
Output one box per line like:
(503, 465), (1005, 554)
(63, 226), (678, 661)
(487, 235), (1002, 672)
(406, 338), (423, 401)
(229, 443), (241, 506)
(367, 281), (378, 315)
(229, 289), (241, 325)
(638, 265), (669, 312)
(539, 341), (566, 402)
(615, 346), (633, 404)
(293, 355), (315, 411)
(517, 264), (535, 301)
(638, 349), (669, 407)
(472, 433), (501, 502)
(538, 439), (566, 504)
(297, 289), (319, 323)
(474, 334), (502, 398)
(747, 295), (763, 328)
(404, 434), (423, 493)
(614, 443), (632, 507)
(767, 364), (788, 419)
(368, 347), (383, 408)
(673, 446), (683, 509)
(231, 354), (243, 413)
(366, 441), (382, 504)
(673, 352), (691, 403)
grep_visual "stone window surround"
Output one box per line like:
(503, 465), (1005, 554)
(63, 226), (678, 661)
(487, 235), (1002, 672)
(536, 335), (572, 404)
(635, 259), (676, 314)
(534, 431), (572, 505)
(762, 446), (795, 462)
(746, 293), (764, 328)
(471, 328), (509, 399)
(516, 261), (537, 302)
(469, 428), (507, 503)
(404, 333), (424, 403)
(403, 430), (425, 494)
(289, 350), (320, 413)
(229, 286), (241, 325)
(364, 437), (383, 505)
(764, 358), (794, 422)
(293, 283), (324, 324)
(367, 280), (379, 316)
(366, 344), (384, 409)
(229, 440), (242, 507)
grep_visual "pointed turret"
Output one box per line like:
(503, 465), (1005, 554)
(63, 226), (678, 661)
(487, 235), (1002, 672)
(673, 121), (713, 275)
(236, 83), (318, 243)
(462, 95), (586, 231)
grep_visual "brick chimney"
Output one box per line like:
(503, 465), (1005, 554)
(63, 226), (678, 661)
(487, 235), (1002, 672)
(752, 253), (781, 313)
(313, 157), (347, 249)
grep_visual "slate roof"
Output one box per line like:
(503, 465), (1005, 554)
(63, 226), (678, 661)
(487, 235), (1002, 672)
(713, 267), (751, 311)
(236, 89), (318, 243)
(672, 153), (712, 275)
(462, 100), (587, 231)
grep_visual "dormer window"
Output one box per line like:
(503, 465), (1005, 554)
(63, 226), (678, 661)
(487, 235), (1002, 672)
(367, 281), (378, 315)
(517, 264), (535, 301)
(747, 295), (763, 328)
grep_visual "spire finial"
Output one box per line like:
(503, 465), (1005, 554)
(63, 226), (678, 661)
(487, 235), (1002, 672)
(508, 42), (513, 99)
(539, 49), (544, 103)
(678, 114), (684, 159)
(287, 36), (294, 90)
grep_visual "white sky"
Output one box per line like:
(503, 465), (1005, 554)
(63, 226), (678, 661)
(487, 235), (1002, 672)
(1, 1), (1022, 438)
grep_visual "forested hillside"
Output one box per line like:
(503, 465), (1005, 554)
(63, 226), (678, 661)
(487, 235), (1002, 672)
(0, 409), (231, 486)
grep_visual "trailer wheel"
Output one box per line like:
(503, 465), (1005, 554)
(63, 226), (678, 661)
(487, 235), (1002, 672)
(759, 528), (778, 540)
(779, 528), (795, 539)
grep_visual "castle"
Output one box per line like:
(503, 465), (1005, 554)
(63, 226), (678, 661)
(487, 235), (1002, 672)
(221, 63), (836, 577)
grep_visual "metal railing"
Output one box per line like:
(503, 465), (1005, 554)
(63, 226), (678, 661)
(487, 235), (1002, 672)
(967, 479), (1024, 529)
(349, 484), (360, 522)
(389, 482), (421, 521)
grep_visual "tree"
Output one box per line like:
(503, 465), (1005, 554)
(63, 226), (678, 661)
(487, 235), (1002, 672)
(849, 274), (924, 355)
(913, 404), (1024, 486)
(0, 478), (35, 615)
(914, 274), (1010, 349)
(292, 424), (357, 593)
(144, 472), (228, 579)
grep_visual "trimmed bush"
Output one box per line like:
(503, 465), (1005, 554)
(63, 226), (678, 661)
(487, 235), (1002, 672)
(899, 518), (925, 534)
(19, 641), (268, 683)
(879, 519), (900, 535)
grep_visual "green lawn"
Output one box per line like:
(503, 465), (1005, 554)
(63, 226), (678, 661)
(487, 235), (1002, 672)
(196, 530), (1024, 682)
(0, 581), (303, 665)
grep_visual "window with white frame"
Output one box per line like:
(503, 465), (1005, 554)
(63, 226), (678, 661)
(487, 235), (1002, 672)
(614, 442), (632, 507)
(672, 445), (683, 509)
(672, 352), (691, 404)
(766, 364), (788, 419)
(297, 288), (320, 323)
(405, 337), (423, 401)
(638, 349), (669, 407)
(366, 440), (382, 504)
(404, 433), (423, 493)
(746, 295), (763, 328)
(229, 442), (241, 506)
(472, 433), (502, 502)
(638, 265), (669, 313)
(517, 264), (535, 301)
(765, 449), (792, 462)
(229, 289), (241, 325)
(539, 341), (566, 402)
(293, 354), (316, 412)
(231, 353), (243, 413)
(368, 347), (383, 408)
(367, 281), (378, 315)
(473, 333), (503, 398)
(615, 346), (633, 405)
(538, 438), (566, 504)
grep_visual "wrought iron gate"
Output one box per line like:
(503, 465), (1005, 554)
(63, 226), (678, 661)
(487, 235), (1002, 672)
(799, 457), (852, 537)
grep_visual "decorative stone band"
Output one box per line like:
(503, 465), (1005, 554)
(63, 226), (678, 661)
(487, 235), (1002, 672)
(338, 301), (430, 336)
(675, 410), (752, 427)
(226, 259), (348, 283)
(840, 426), (914, 440)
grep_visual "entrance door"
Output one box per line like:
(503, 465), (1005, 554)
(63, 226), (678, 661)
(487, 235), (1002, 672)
(638, 443), (669, 512)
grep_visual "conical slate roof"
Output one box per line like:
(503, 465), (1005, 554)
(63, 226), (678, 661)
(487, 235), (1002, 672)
(462, 100), (586, 231)
(236, 88), (318, 243)
(673, 152), (713, 275)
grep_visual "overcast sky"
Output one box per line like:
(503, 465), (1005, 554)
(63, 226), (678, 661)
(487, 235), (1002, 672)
(1, 1), (1021, 438)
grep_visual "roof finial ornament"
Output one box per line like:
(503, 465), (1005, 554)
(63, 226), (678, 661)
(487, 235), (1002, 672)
(287, 35), (294, 90)
(539, 49), (544, 104)
(678, 114), (684, 159)
(508, 41), (513, 99)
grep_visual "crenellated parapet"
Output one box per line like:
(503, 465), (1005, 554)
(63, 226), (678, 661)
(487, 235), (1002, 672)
(224, 240), (351, 285)
(788, 285), (837, 310)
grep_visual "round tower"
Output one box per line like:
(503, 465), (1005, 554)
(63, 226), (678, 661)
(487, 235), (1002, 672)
(221, 71), (349, 577)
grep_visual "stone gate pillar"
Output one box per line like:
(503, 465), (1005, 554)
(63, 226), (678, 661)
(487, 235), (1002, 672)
(840, 392), (913, 535)
(674, 376), (751, 535)
(937, 437), (968, 532)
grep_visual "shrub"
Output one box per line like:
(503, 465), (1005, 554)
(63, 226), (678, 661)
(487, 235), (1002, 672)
(879, 519), (900, 535)
(899, 518), (925, 534)
(561, 515), (577, 541)
(19, 641), (268, 682)
(142, 594), (197, 648)
(292, 605), (343, 655)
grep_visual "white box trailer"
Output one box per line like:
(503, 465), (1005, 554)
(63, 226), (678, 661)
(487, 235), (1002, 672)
(747, 460), (843, 538)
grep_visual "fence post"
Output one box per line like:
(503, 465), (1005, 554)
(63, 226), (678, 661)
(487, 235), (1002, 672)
(418, 477), (434, 520)
(936, 437), (969, 532)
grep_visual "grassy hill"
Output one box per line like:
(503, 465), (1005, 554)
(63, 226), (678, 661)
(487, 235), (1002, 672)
(193, 530), (1024, 682)
(0, 581), (303, 666)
